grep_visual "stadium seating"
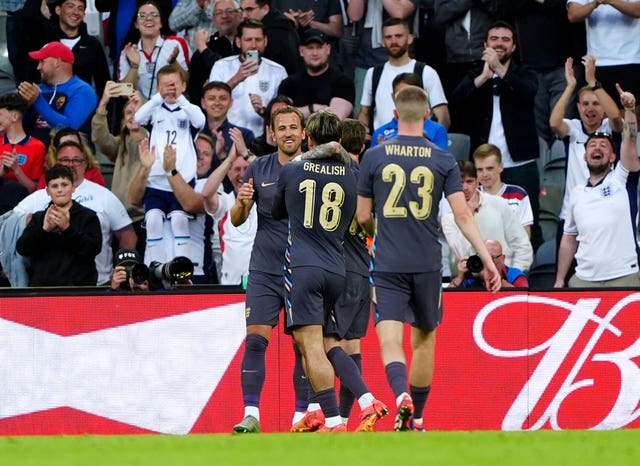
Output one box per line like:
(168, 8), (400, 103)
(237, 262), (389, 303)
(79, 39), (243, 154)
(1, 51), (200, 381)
(527, 239), (557, 290)
(447, 133), (470, 162)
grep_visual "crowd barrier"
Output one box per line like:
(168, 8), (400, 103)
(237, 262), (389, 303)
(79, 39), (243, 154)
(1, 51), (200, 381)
(1, 288), (638, 435)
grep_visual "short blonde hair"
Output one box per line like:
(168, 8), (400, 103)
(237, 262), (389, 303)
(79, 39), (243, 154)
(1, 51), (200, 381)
(395, 85), (429, 123)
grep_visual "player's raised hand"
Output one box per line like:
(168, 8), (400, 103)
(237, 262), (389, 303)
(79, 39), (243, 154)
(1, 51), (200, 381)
(237, 178), (254, 205)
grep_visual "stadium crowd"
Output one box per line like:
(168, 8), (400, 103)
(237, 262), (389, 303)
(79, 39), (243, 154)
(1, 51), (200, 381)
(1, 0), (640, 431)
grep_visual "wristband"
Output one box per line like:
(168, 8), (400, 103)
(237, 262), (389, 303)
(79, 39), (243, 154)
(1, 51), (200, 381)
(589, 81), (602, 91)
(167, 168), (178, 177)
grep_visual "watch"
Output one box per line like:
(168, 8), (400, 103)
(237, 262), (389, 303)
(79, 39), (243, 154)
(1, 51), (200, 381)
(243, 150), (254, 161)
(589, 81), (602, 91)
(168, 168), (179, 176)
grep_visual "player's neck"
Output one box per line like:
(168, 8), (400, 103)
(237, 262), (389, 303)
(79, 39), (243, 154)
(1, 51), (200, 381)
(389, 54), (411, 67)
(278, 151), (299, 165)
(397, 120), (424, 136)
(4, 125), (26, 144)
(483, 181), (504, 195)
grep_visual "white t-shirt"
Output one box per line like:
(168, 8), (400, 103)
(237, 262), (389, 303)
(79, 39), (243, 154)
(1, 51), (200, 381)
(210, 190), (257, 285)
(360, 59), (448, 131)
(480, 183), (533, 228)
(559, 118), (614, 220)
(209, 55), (287, 137)
(118, 36), (189, 100)
(567, 0), (640, 66)
(564, 163), (639, 281)
(14, 179), (133, 285)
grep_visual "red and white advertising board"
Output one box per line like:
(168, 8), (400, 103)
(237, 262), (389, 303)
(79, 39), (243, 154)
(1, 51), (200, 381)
(0, 290), (638, 435)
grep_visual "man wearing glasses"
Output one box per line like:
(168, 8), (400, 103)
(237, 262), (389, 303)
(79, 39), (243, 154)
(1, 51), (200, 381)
(169, 0), (218, 53)
(239, 0), (300, 74)
(555, 88), (640, 288)
(14, 141), (137, 286)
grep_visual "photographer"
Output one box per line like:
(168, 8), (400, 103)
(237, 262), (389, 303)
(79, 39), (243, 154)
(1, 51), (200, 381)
(449, 240), (528, 289)
(110, 248), (150, 291)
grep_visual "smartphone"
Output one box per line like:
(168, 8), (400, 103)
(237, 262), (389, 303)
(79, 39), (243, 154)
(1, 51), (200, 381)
(112, 82), (135, 97)
(245, 50), (259, 63)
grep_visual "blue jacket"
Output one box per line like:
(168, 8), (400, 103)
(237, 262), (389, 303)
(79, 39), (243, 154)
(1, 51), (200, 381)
(371, 118), (449, 151)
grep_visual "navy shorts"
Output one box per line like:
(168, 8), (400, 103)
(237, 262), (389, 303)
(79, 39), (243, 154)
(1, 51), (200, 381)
(371, 270), (443, 332)
(285, 266), (344, 331)
(244, 270), (285, 327)
(325, 272), (371, 340)
(144, 187), (184, 216)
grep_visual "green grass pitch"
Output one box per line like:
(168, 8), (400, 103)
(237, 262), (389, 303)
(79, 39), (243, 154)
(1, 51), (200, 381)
(1, 430), (639, 466)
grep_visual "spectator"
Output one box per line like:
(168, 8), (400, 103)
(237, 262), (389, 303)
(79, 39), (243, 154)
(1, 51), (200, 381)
(187, 0), (242, 104)
(274, 0), (343, 65)
(169, 0), (217, 53)
(549, 55), (623, 229)
(200, 81), (256, 172)
(15, 140), (137, 285)
(433, 0), (500, 132)
(252, 94), (293, 156)
(440, 160), (533, 272)
(129, 139), (216, 283)
(109, 248), (150, 291)
(278, 29), (355, 119)
(202, 139), (257, 285)
(472, 143), (533, 239)
(133, 65), (206, 265)
(0, 93), (46, 210)
(555, 88), (640, 288)
(449, 239), (529, 289)
(451, 21), (542, 250)
(16, 164), (102, 286)
(358, 18), (449, 133)
(502, 0), (581, 146)
(567, 0), (640, 110)
(37, 126), (106, 190)
(347, 0), (416, 119)
(118, 1), (189, 101)
(92, 82), (149, 257)
(370, 72), (448, 150)
(95, 0), (177, 64)
(209, 19), (287, 138)
(18, 41), (98, 146)
(1, 0), (27, 82)
(239, 0), (301, 74)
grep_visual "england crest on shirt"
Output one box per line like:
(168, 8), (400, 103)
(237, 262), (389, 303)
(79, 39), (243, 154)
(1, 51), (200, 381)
(259, 81), (270, 92)
(178, 119), (188, 129)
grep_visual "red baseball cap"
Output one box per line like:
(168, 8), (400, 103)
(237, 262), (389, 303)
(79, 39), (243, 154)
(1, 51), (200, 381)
(28, 42), (75, 64)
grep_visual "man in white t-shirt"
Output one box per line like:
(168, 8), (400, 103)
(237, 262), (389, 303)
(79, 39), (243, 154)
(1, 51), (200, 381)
(202, 142), (256, 285)
(357, 18), (449, 134)
(549, 55), (623, 223)
(209, 19), (287, 138)
(14, 141), (136, 285)
(554, 89), (640, 288)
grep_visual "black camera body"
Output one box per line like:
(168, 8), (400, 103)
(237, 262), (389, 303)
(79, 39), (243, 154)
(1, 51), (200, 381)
(466, 254), (484, 273)
(149, 256), (194, 287)
(125, 263), (149, 285)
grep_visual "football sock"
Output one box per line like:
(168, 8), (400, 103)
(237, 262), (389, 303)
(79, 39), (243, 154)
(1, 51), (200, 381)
(144, 209), (165, 264)
(327, 347), (369, 400)
(169, 211), (191, 258)
(385, 361), (408, 398)
(241, 334), (268, 409)
(293, 344), (309, 413)
(339, 353), (362, 419)
(316, 388), (340, 422)
(410, 385), (431, 419)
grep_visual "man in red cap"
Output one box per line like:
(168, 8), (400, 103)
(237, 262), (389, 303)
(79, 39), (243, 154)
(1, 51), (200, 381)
(17, 41), (98, 146)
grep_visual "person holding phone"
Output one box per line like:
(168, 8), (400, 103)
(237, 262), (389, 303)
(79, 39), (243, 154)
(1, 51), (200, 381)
(91, 81), (149, 257)
(209, 19), (287, 138)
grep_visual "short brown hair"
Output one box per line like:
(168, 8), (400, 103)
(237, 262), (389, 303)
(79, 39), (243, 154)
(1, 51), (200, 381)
(458, 160), (477, 179)
(472, 143), (502, 164)
(270, 105), (305, 131)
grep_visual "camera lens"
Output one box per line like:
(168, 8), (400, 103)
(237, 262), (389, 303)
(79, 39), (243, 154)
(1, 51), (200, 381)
(466, 255), (484, 273)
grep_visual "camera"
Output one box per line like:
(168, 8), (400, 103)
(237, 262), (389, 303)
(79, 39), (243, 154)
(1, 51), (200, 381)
(466, 254), (484, 273)
(114, 248), (149, 289)
(126, 263), (149, 285)
(149, 256), (194, 285)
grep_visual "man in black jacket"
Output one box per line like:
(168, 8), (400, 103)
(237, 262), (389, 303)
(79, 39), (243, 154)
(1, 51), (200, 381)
(451, 20), (542, 250)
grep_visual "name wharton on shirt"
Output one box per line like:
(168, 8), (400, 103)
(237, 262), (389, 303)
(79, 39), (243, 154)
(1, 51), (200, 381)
(303, 161), (346, 176)
(384, 144), (432, 158)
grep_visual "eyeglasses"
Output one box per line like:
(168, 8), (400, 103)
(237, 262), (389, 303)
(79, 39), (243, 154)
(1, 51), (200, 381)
(57, 158), (86, 165)
(214, 8), (240, 16)
(491, 254), (503, 260)
(240, 6), (258, 13)
(137, 12), (160, 19)
(585, 131), (614, 148)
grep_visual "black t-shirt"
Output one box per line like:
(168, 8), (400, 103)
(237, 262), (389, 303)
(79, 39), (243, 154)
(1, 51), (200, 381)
(278, 67), (355, 108)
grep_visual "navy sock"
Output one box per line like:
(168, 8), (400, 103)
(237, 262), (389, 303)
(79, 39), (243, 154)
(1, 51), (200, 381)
(327, 346), (369, 399)
(339, 353), (362, 418)
(385, 361), (408, 398)
(315, 388), (340, 418)
(410, 385), (431, 419)
(293, 343), (309, 412)
(240, 334), (269, 407)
